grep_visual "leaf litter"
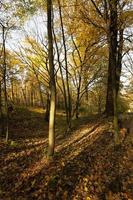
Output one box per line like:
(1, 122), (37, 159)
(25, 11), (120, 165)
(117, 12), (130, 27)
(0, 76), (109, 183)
(0, 109), (132, 200)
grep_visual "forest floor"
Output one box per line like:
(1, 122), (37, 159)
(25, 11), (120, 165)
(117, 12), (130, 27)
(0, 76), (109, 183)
(0, 107), (132, 200)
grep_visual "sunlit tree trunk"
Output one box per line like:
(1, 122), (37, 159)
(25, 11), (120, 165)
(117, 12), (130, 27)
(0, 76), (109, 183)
(47, 0), (56, 156)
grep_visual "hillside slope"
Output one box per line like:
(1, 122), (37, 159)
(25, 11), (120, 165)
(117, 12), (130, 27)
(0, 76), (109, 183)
(0, 109), (132, 200)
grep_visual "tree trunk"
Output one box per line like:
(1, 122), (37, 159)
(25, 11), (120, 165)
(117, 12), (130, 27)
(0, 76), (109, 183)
(58, 0), (72, 131)
(0, 81), (4, 135)
(105, 0), (118, 117)
(105, 61), (114, 116)
(47, 0), (56, 156)
(45, 90), (50, 122)
(30, 83), (34, 107)
(11, 79), (15, 102)
(75, 84), (81, 119)
(32, 66), (45, 109)
(116, 28), (124, 96)
(98, 95), (102, 115)
(38, 81), (44, 109)
(2, 26), (9, 142)
(53, 29), (69, 125)
(21, 87), (27, 106)
(106, 0), (119, 143)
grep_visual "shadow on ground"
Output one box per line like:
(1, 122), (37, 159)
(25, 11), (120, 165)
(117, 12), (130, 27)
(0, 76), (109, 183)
(0, 108), (132, 200)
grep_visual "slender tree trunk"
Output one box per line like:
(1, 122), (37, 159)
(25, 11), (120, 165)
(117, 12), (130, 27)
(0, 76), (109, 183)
(2, 26), (9, 142)
(32, 66), (45, 109)
(30, 83), (34, 107)
(98, 95), (102, 115)
(75, 80), (81, 119)
(75, 95), (80, 119)
(0, 81), (4, 135)
(58, 0), (72, 130)
(11, 79), (15, 102)
(53, 29), (69, 124)
(47, 0), (56, 156)
(45, 90), (50, 122)
(39, 86), (44, 108)
(21, 87), (27, 106)
(71, 36), (83, 119)
(37, 81), (44, 109)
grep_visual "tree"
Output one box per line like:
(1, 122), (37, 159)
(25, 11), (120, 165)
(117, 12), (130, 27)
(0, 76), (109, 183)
(106, 0), (119, 143)
(0, 22), (9, 142)
(47, 0), (56, 156)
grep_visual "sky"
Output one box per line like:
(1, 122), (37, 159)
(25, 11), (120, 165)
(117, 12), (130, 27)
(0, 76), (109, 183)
(0, 6), (132, 89)
(6, 12), (47, 51)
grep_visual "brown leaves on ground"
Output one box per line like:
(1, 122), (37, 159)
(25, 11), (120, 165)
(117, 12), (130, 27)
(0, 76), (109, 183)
(0, 108), (133, 200)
